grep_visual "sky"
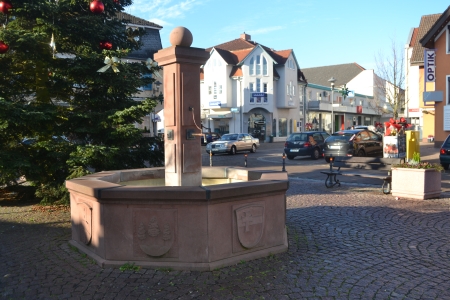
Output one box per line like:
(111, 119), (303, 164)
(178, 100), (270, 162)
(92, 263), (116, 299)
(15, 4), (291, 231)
(125, 0), (448, 71)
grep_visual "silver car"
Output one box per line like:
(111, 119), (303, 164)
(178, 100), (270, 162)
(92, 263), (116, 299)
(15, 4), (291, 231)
(206, 133), (260, 155)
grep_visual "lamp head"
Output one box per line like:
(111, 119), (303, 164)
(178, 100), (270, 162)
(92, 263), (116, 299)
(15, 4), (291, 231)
(328, 77), (336, 88)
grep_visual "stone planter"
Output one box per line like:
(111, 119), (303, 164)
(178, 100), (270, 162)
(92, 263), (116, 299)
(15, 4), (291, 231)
(391, 168), (441, 200)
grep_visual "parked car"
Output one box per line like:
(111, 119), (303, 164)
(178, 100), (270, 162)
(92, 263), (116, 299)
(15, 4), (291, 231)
(439, 134), (450, 170)
(322, 129), (383, 162)
(206, 133), (259, 155)
(284, 131), (330, 160)
(201, 132), (221, 145)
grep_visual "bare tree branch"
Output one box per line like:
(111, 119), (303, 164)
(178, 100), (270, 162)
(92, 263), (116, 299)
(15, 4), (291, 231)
(372, 38), (406, 119)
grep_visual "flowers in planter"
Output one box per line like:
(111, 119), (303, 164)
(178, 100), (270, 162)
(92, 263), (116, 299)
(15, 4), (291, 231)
(393, 152), (443, 171)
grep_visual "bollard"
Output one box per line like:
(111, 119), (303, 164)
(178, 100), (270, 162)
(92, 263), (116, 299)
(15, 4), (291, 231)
(282, 153), (286, 172)
(244, 153), (248, 167)
(209, 151), (213, 167)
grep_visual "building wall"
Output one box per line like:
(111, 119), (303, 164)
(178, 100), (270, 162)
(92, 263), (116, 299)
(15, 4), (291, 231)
(347, 69), (375, 97)
(200, 47), (303, 142)
(434, 27), (450, 144)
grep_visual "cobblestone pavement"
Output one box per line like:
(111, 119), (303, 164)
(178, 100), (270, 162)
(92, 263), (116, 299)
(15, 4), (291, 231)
(1, 178), (450, 299)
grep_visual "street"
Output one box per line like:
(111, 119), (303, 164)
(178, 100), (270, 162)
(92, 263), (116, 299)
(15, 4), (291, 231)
(201, 141), (450, 194)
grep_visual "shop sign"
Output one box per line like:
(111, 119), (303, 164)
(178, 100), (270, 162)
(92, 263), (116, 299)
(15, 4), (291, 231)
(424, 49), (436, 82)
(252, 92), (266, 97)
(209, 101), (221, 107)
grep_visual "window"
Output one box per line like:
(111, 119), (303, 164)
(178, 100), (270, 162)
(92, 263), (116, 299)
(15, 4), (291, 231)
(213, 82), (217, 95)
(249, 57), (254, 75)
(208, 86), (212, 94)
(448, 25), (450, 53)
(308, 90), (312, 100)
(256, 55), (261, 75)
(286, 84), (290, 95)
(140, 73), (152, 91)
(448, 76), (450, 104)
(279, 118), (287, 137)
(272, 119), (276, 137)
(256, 78), (261, 92)
(263, 56), (268, 75)
(317, 92), (321, 100)
(291, 82), (295, 96)
(263, 83), (267, 93)
(219, 85), (222, 94)
(249, 83), (254, 103)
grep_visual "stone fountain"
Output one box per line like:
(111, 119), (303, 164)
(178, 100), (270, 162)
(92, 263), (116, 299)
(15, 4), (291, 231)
(66, 27), (289, 271)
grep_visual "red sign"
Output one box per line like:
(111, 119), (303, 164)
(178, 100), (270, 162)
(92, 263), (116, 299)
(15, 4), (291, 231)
(356, 106), (362, 114)
(409, 108), (419, 112)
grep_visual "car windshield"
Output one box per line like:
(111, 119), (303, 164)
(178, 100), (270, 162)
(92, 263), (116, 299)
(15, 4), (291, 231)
(220, 134), (238, 141)
(326, 133), (354, 142)
(287, 134), (308, 142)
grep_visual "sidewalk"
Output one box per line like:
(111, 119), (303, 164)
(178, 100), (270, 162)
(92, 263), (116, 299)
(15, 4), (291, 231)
(1, 143), (450, 299)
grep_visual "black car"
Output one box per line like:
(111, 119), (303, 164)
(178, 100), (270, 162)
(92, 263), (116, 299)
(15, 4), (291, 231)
(439, 134), (450, 170)
(323, 129), (383, 162)
(201, 132), (221, 145)
(284, 131), (330, 160)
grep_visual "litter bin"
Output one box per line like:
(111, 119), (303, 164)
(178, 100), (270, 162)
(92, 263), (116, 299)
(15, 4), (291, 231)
(269, 136), (274, 143)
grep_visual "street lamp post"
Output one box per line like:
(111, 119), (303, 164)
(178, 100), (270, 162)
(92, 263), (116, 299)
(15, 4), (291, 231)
(328, 77), (336, 134)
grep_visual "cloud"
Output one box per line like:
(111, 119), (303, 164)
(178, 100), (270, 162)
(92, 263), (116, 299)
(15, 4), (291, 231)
(128, 0), (203, 22)
(247, 26), (283, 35)
(148, 18), (173, 27)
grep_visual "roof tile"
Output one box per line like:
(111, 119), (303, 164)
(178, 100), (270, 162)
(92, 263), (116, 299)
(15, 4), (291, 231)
(410, 13), (441, 65)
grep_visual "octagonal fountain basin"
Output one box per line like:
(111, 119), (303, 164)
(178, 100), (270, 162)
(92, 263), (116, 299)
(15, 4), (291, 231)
(66, 167), (289, 271)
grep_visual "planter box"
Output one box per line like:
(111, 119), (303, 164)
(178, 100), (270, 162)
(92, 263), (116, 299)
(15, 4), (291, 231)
(391, 168), (441, 200)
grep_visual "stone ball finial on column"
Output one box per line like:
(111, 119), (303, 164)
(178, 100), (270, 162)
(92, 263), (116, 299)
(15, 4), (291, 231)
(169, 26), (193, 47)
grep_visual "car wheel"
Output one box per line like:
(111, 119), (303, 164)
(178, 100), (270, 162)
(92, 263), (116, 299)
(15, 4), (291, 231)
(311, 148), (320, 160)
(287, 155), (294, 160)
(250, 144), (256, 153)
(357, 150), (366, 157)
(442, 163), (449, 170)
(229, 146), (236, 155)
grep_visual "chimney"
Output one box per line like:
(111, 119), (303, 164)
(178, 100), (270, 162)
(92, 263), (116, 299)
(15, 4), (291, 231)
(240, 32), (251, 41)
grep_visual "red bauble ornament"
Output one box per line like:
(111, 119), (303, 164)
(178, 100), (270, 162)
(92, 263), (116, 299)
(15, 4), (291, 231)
(99, 40), (113, 50)
(0, 0), (13, 14)
(0, 41), (9, 53)
(90, 0), (104, 14)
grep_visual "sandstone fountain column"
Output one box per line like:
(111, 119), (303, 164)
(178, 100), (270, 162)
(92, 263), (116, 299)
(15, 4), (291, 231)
(154, 27), (209, 186)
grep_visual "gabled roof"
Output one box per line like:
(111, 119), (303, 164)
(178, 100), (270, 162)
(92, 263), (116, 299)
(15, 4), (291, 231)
(301, 63), (366, 87)
(411, 13), (442, 65)
(204, 33), (305, 82)
(420, 5), (450, 49)
(115, 12), (163, 29)
(206, 38), (256, 52)
(116, 12), (163, 60)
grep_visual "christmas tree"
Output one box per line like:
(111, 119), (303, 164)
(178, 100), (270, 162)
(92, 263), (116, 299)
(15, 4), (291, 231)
(0, 0), (163, 203)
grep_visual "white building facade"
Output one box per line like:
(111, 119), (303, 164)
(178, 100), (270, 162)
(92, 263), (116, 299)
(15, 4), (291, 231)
(302, 63), (386, 132)
(200, 33), (307, 142)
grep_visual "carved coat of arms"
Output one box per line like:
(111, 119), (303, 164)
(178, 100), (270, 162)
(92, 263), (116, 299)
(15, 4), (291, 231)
(137, 216), (174, 257)
(75, 202), (92, 245)
(235, 205), (264, 248)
